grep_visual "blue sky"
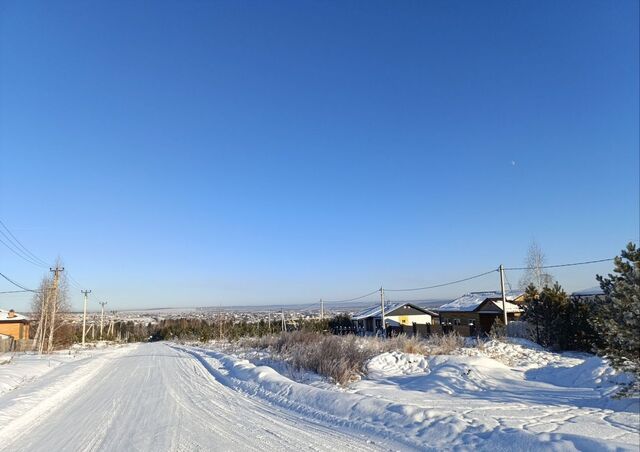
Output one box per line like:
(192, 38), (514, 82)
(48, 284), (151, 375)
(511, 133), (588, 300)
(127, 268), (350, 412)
(1, 1), (638, 311)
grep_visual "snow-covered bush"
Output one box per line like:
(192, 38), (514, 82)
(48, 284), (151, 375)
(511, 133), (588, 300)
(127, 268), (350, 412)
(506, 320), (535, 341)
(489, 319), (507, 339)
(227, 331), (467, 385)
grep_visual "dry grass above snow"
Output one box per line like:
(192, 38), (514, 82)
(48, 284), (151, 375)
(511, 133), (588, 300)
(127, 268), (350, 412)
(227, 332), (465, 385)
(210, 332), (636, 396)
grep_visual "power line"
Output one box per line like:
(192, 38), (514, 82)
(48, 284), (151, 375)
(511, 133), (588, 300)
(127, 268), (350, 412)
(0, 271), (38, 292)
(66, 272), (85, 289)
(385, 269), (498, 292)
(323, 289), (381, 304)
(504, 258), (613, 271)
(258, 256), (611, 309)
(0, 234), (47, 268)
(0, 219), (50, 267)
(0, 290), (31, 294)
(0, 220), (94, 300)
(504, 269), (513, 291)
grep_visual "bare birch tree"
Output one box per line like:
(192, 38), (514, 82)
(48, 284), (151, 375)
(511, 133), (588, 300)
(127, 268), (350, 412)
(30, 260), (71, 353)
(519, 240), (554, 289)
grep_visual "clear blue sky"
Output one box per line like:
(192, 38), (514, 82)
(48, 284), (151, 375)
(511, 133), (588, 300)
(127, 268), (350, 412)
(1, 1), (638, 311)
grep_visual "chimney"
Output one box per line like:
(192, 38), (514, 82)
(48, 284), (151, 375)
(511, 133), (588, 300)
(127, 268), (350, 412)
(7, 309), (16, 318)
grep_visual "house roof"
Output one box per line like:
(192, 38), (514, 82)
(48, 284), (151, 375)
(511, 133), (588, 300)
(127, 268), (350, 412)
(438, 291), (524, 313)
(0, 309), (28, 322)
(352, 302), (436, 320)
(571, 286), (605, 297)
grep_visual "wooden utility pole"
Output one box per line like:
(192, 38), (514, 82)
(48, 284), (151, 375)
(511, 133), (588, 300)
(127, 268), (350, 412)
(47, 266), (64, 353)
(281, 309), (286, 332)
(39, 288), (51, 354)
(81, 289), (91, 346)
(320, 299), (324, 321)
(268, 311), (271, 333)
(99, 301), (107, 339)
(380, 286), (386, 338)
(499, 265), (508, 326)
(32, 286), (47, 352)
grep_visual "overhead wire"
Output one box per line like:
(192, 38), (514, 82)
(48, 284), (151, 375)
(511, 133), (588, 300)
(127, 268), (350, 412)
(504, 258), (613, 271)
(0, 219), (95, 300)
(66, 272), (86, 290)
(281, 256), (613, 309)
(0, 219), (50, 267)
(385, 269), (498, 292)
(323, 289), (381, 304)
(504, 269), (513, 291)
(0, 271), (38, 292)
(0, 234), (47, 268)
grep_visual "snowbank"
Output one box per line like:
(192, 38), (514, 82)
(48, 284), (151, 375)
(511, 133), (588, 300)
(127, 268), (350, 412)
(458, 338), (570, 368)
(0, 352), (82, 395)
(177, 343), (640, 451)
(366, 352), (429, 378)
(0, 345), (135, 396)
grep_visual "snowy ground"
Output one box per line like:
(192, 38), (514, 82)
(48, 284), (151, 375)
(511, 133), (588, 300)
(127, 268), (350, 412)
(0, 343), (402, 451)
(0, 340), (637, 451)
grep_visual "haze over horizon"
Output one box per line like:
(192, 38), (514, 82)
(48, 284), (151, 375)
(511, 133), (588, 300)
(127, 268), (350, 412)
(1, 1), (638, 311)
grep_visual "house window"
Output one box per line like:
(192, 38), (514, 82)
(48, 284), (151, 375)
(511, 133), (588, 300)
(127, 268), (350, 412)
(453, 319), (461, 326)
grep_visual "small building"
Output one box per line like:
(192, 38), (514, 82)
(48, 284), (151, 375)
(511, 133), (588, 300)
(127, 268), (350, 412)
(352, 302), (437, 337)
(571, 286), (605, 300)
(0, 309), (30, 340)
(438, 291), (525, 336)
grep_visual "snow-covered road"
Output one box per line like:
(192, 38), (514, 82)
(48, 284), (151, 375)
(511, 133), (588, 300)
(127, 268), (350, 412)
(0, 343), (394, 452)
(1, 341), (638, 451)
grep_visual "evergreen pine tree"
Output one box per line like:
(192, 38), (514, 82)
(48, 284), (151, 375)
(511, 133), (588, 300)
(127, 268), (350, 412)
(522, 284), (542, 343)
(592, 242), (640, 396)
(567, 295), (601, 352)
(523, 283), (576, 349)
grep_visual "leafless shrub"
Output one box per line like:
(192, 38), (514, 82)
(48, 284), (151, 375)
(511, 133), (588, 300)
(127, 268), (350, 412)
(237, 334), (279, 350)
(424, 333), (465, 355)
(506, 320), (535, 341)
(287, 334), (373, 385)
(227, 331), (470, 385)
(489, 319), (507, 340)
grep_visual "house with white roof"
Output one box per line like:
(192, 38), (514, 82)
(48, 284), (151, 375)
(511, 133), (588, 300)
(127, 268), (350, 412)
(437, 290), (525, 336)
(0, 309), (30, 341)
(352, 302), (437, 337)
(571, 286), (605, 299)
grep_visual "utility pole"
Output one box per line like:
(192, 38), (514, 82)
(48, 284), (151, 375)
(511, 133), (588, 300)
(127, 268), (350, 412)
(81, 290), (91, 346)
(499, 265), (508, 326)
(99, 301), (107, 340)
(380, 286), (386, 338)
(320, 299), (324, 321)
(33, 287), (47, 352)
(268, 311), (271, 333)
(47, 266), (64, 353)
(281, 309), (286, 332)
